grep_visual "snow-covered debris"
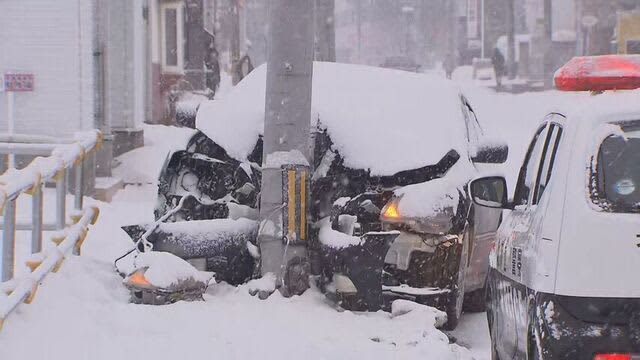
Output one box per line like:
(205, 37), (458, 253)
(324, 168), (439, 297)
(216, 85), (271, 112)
(247, 272), (277, 294)
(391, 299), (448, 327)
(197, 62), (467, 176)
(137, 218), (259, 259)
(318, 218), (363, 249)
(131, 252), (212, 289)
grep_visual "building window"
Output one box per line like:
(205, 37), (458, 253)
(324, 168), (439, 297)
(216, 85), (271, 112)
(161, 2), (184, 73)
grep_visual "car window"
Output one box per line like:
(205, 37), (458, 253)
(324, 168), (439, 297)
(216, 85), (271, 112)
(591, 121), (640, 213)
(513, 123), (549, 206)
(533, 123), (563, 205)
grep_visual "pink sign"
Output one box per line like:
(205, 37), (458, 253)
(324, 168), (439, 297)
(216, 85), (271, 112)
(4, 73), (35, 92)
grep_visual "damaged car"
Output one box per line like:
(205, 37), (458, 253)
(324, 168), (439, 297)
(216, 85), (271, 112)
(121, 62), (507, 330)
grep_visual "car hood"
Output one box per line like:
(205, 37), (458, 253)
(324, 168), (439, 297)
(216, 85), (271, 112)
(196, 62), (468, 176)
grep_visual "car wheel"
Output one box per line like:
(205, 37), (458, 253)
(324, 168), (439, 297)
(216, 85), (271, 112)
(486, 290), (500, 360)
(443, 227), (470, 331)
(528, 329), (541, 360)
(491, 341), (501, 360)
(463, 284), (487, 312)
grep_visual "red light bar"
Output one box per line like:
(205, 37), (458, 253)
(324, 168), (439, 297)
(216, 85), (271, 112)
(593, 354), (631, 360)
(555, 55), (640, 91)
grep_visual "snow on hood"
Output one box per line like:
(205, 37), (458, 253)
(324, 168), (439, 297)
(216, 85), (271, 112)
(196, 62), (467, 176)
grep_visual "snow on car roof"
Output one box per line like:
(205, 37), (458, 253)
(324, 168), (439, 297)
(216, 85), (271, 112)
(196, 62), (467, 176)
(551, 90), (640, 126)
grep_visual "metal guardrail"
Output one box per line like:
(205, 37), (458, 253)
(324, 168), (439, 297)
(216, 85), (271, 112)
(0, 131), (102, 332)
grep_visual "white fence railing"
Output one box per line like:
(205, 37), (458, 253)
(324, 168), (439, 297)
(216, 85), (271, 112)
(0, 131), (102, 332)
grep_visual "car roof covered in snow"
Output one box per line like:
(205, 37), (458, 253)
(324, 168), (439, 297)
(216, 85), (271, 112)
(196, 62), (467, 176)
(549, 90), (640, 127)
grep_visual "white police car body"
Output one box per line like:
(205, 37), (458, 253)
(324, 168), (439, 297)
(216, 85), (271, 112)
(471, 55), (640, 360)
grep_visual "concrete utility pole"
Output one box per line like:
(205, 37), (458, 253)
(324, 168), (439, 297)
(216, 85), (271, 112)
(259, 0), (315, 297)
(506, 0), (516, 79)
(315, 0), (336, 62)
(230, 0), (241, 85)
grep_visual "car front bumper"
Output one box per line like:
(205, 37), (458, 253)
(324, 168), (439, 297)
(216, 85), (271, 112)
(320, 229), (462, 312)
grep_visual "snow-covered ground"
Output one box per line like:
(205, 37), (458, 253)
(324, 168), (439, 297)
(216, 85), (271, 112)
(0, 74), (583, 359)
(0, 183), (474, 360)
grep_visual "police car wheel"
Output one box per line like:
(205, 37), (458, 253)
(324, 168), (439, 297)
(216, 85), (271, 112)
(528, 331), (541, 360)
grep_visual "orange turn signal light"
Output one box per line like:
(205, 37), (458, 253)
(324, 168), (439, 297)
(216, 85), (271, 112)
(127, 270), (151, 287)
(382, 201), (400, 220)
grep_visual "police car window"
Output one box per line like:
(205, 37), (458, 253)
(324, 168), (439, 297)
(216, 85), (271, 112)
(533, 124), (563, 205)
(514, 124), (549, 206)
(591, 122), (640, 213)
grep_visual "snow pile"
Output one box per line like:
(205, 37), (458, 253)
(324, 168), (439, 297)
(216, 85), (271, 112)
(318, 218), (363, 249)
(132, 251), (212, 288)
(197, 62), (468, 175)
(113, 124), (196, 184)
(247, 272), (277, 293)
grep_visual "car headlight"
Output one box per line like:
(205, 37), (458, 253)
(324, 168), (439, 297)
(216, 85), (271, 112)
(380, 196), (454, 235)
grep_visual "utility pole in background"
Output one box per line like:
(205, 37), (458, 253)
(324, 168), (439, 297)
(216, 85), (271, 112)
(506, 0), (516, 79)
(543, 0), (553, 88)
(356, 0), (362, 62)
(230, 0), (241, 85)
(315, 0), (336, 62)
(259, 0), (315, 297)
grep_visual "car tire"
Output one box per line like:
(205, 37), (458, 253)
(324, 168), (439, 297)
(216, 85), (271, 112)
(443, 226), (470, 331)
(488, 307), (501, 360)
(528, 329), (541, 360)
(463, 284), (487, 312)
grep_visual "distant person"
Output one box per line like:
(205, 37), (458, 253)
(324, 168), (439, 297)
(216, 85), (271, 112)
(492, 48), (505, 89)
(444, 54), (455, 79)
(205, 40), (221, 97)
(235, 54), (254, 83)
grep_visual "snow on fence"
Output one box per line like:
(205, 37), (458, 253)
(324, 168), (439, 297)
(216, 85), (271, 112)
(0, 131), (102, 332)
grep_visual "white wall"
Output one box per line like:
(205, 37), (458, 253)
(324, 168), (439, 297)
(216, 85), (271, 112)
(0, 0), (95, 138)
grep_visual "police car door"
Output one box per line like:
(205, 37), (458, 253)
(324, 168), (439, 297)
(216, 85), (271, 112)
(494, 117), (564, 358)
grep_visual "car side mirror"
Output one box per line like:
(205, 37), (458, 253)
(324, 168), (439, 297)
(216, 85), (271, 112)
(472, 141), (509, 164)
(470, 176), (509, 209)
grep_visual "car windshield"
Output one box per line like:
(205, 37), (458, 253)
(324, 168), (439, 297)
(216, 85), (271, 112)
(592, 121), (640, 213)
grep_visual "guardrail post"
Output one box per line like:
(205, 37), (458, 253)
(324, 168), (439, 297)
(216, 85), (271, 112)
(74, 160), (83, 211)
(2, 199), (16, 282)
(32, 184), (43, 253)
(56, 169), (67, 230)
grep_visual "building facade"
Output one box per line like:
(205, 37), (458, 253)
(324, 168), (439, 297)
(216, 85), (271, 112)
(0, 0), (148, 176)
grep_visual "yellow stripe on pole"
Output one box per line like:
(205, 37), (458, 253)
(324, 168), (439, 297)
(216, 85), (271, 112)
(300, 170), (306, 241)
(288, 170), (297, 239)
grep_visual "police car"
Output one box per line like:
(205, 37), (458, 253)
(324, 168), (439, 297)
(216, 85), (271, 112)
(470, 55), (640, 359)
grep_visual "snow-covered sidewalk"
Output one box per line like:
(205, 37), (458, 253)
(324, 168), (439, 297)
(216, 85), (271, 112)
(0, 184), (474, 360)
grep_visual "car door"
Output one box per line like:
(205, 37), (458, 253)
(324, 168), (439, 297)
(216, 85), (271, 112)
(493, 116), (565, 359)
(493, 120), (550, 359)
(513, 118), (564, 358)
